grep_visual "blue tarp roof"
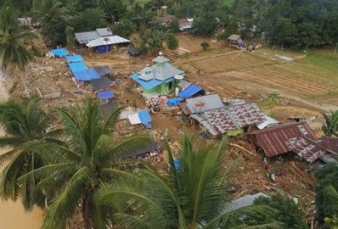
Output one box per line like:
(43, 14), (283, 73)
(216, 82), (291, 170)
(167, 97), (182, 107)
(73, 68), (100, 81)
(138, 109), (152, 124)
(131, 73), (174, 91)
(178, 84), (204, 99)
(69, 61), (87, 73)
(51, 48), (69, 57)
(97, 90), (114, 100)
(65, 55), (84, 63)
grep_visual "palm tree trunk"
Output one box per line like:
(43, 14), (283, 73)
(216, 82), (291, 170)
(82, 190), (90, 229)
(20, 71), (30, 97)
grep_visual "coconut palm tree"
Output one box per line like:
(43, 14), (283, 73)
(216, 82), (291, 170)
(0, 97), (60, 210)
(322, 110), (338, 137)
(29, 97), (152, 229)
(0, 7), (39, 98)
(96, 133), (282, 229)
(34, 0), (66, 24)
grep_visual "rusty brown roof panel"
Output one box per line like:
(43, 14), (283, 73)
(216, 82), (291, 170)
(248, 122), (317, 158)
(317, 137), (338, 153)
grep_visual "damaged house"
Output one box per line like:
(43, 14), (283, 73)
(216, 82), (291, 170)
(247, 122), (338, 163)
(179, 94), (266, 137)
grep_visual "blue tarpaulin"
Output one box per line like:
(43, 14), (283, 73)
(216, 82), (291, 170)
(51, 48), (69, 57)
(166, 97), (182, 107)
(174, 158), (181, 170)
(73, 68), (100, 81)
(69, 61), (87, 73)
(138, 109), (152, 124)
(65, 55), (84, 63)
(178, 84), (204, 99)
(97, 90), (114, 100)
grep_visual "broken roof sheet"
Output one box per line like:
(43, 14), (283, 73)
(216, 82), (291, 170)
(317, 137), (338, 154)
(185, 94), (224, 114)
(248, 122), (323, 163)
(188, 103), (266, 136)
(191, 108), (237, 136)
(227, 103), (266, 127)
(224, 192), (269, 212)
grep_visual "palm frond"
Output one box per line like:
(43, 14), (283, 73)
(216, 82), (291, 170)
(0, 152), (26, 200)
(42, 166), (94, 229)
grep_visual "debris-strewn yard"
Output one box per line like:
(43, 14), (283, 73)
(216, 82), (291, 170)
(5, 35), (338, 226)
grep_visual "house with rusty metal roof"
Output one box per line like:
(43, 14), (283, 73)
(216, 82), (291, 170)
(180, 95), (266, 136)
(246, 122), (338, 163)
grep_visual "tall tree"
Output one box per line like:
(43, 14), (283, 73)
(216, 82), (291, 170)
(0, 7), (38, 97)
(96, 133), (281, 229)
(0, 98), (59, 210)
(32, 97), (152, 229)
(34, 0), (66, 24)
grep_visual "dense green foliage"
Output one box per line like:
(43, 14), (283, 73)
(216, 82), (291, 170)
(69, 8), (107, 33)
(315, 163), (338, 229)
(322, 110), (338, 137)
(0, 7), (38, 96)
(28, 97), (152, 229)
(253, 193), (309, 229)
(96, 134), (282, 229)
(4, 0), (338, 50)
(0, 98), (59, 210)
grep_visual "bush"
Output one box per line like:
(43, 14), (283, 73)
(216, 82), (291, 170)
(314, 163), (338, 228)
(253, 193), (309, 229)
(201, 41), (210, 50)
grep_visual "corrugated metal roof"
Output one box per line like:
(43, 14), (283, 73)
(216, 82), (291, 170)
(75, 31), (100, 44)
(317, 137), (338, 154)
(191, 108), (237, 136)
(86, 35), (130, 47)
(185, 94), (224, 114)
(224, 192), (269, 212)
(188, 102), (266, 136)
(179, 18), (193, 30)
(227, 34), (241, 41)
(227, 103), (266, 127)
(96, 28), (113, 37)
(155, 15), (175, 24)
(248, 122), (324, 162)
